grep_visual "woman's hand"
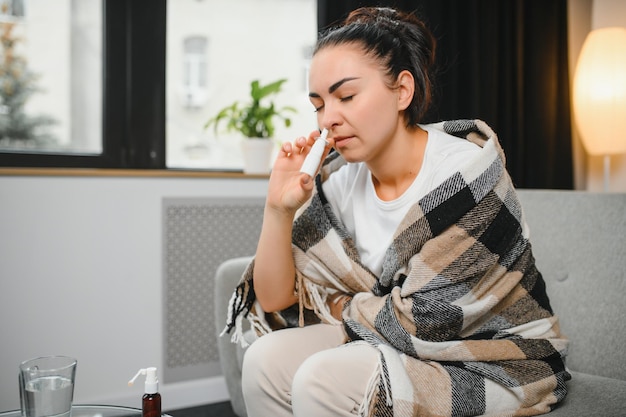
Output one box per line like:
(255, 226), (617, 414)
(253, 130), (333, 313)
(266, 130), (333, 215)
(328, 292), (352, 321)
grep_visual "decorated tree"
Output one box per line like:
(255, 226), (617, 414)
(0, 12), (56, 148)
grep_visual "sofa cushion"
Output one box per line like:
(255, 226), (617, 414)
(517, 190), (626, 380)
(547, 371), (626, 416)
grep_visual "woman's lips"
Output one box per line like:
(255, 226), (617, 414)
(333, 135), (353, 149)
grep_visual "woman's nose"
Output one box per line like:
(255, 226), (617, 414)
(319, 104), (341, 129)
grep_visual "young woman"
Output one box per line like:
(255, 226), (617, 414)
(223, 7), (570, 417)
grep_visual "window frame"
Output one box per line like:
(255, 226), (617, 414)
(0, 0), (167, 169)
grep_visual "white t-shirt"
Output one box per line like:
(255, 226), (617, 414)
(322, 124), (481, 275)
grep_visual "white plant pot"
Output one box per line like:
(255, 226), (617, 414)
(240, 137), (274, 174)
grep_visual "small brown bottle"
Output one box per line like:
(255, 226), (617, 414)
(129, 367), (162, 417)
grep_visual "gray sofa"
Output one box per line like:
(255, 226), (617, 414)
(214, 189), (626, 417)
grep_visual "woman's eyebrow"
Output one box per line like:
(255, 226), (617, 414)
(309, 77), (360, 98)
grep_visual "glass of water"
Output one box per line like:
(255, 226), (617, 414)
(19, 356), (77, 417)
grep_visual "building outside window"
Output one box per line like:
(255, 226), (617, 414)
(182, 36), (208, 110)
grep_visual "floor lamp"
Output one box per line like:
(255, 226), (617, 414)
(573, 27), (626, 192)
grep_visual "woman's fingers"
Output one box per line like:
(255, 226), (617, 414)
(280, 136), (309, 156)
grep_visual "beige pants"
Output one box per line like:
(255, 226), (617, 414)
(241, 323), (380, 417)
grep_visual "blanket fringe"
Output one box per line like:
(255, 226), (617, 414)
(229, 313), (247, 347)
(220, 285), (272, 348)
(358, 352), (383, 417)
(225, 308), (272, 348)
(219, 289), (239, 338)
(249, 303), (272, 336)
(380, 352), (393, 407)
(304, 280), (342, 325)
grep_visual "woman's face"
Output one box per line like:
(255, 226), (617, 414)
(308, 43), (404, 163)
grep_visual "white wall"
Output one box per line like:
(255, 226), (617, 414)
(0, 175), (268, 411)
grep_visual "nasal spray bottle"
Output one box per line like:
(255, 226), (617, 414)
(128, 367), (161, 417)
(300, 128), (329, 177)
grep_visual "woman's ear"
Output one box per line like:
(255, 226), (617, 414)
(396, 70), (414, 111)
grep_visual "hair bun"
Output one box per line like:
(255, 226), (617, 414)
(344, 7), (400, 25)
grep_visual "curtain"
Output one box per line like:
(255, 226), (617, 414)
(316, 0), (573, 190)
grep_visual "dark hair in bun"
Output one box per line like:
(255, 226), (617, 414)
(315, 7), (436, 126)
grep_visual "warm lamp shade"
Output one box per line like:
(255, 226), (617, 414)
(573, 27), (626, 156)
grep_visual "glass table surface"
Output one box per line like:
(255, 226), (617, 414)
(0, 405), (171, 417)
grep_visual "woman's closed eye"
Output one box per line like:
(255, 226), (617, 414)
(310, 97), (324, 112)
(311, 94), (355, 112)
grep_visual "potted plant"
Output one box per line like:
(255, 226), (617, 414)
(204, 78), (297, 174)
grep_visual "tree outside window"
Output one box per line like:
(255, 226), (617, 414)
(0, 2), (57, 150)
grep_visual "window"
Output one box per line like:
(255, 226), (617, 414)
(0, 0), (165, 168)
(165, 0), (317, 170)
(0, 0), (317, 170)
(0, 0), (24, 18)
(0, 0), (103, 160)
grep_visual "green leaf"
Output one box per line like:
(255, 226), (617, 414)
(204, 78), (297, 139)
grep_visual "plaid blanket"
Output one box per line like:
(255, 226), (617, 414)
(223, 120), (570, 416)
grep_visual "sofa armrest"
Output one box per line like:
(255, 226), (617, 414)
(214, 256), (253, 417)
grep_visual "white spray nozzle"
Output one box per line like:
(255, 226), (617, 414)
(300, 128), (329, 177)
(128, 367), (159, 394)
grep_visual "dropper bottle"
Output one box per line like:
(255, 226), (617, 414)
(128, 367), (161, 417)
